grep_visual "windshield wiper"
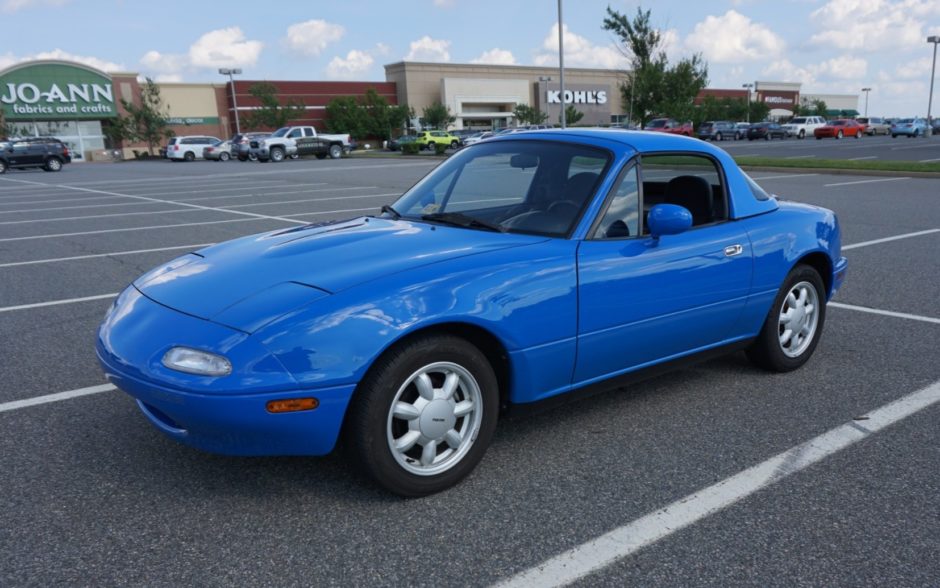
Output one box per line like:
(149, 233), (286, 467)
(380, 204), (401, 219)
(420, 211), (504, 232)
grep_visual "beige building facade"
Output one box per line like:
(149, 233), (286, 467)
(385, 61), (629, 130)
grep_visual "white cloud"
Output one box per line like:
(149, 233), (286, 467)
(284, 19), (345, 57)
(326, 50), (374, 80)
(809, 0), (940, 51)
(0, 49), (123, 72)
(534, 24), (624, 69)
(762, 55), (868, 87)
(470, 48), (516, 65)
(685, 10), (785, 63)
(139, 50), (187, 74)
(188, 27), (263, 68)
(405, 36), (451, 62)
(1, 0), (67, 13)
(890, 56), (933, 80)
(374, 42), (391, 56)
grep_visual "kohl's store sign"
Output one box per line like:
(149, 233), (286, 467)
(0, 62), (118, 120)
(546, 90), (608, 105)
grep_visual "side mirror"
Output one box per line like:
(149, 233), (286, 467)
(647, 204), (692, 239)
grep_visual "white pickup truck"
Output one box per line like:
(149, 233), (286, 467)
(782, 116), (827, 139)
(249, 126), (351, 162)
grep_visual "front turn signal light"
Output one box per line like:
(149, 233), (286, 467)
(267, 398), (319, 413)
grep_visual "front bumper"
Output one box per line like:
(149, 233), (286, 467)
(96, 289), (356, 456)
(831, 256), (848, 299)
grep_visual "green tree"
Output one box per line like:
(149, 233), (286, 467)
(421, 101), (455, 129)
(325, 90), (415, 140)
(0, 109), (11, 138)
(812, 99), (828, 117)
(243, 82), (305, 130)
(324, 96), (367, 138)
(513, 103), (549, 125)
(603, 7), (708, 126)
(563, 105), (584, 125)
(119, 77), (174, 155)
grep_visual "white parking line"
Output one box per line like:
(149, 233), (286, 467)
(0, 293), (117, 313)
(843, 228), (940, 250)
(0, 384), (116, 413)
(227, 192), (398, 209)
(750, 173), (818, 180)
(785, 155), (815, 159)
(0, 194), (129, 208)
(828, 302), (940, 325)
(919, 158), (940, 163)
(0, 244), (213, 268)
(496, 378), (940, 588)
(0, 217), (264, 243)
(848, 156), (877, 161)
(0, 207), (199, 225)
(289, 206), (381, 217)
(824, 177), (910, 187)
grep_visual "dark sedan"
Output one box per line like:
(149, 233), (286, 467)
(388, 135), (417, 151)
(747, 123), (787, 140)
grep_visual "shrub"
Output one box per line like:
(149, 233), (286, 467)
(401, 142), (421, 155)
(434, 142), (448, 155)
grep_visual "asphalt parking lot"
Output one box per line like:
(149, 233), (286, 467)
(717, 132), (940, 162)
(1, 156), (938, 586)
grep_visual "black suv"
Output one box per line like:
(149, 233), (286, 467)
(0, 137), (72, 173)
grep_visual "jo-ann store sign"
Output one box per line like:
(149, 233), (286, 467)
(0, 61), (116, 120)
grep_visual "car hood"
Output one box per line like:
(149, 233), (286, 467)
(134, 217), (545, 332)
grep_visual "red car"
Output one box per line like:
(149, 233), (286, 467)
(644, 118), (694, 137)
(814, 119), (864, 139)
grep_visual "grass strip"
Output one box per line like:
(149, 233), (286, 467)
(733, 156), (940, 174)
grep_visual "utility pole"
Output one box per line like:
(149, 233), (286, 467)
(861, 87), (871, 117)
(927, 36), (939, 136)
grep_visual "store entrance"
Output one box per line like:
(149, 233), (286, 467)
(5, 119), (106, 162)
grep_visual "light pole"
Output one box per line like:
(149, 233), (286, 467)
(927, 36), (939, 137)
(538, 75), (553, 124)
(861, 87), (871, 117)
(557, 0), (566, 129)
(218, 68), (242, 136)
(742, 83), (754, 123)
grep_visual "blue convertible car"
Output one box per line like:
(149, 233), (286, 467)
(97, 130), (847, 496)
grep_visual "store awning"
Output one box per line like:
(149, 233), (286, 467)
(826, 109), (860, 117)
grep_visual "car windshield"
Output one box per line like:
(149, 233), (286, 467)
(897, 119), (913, 124)
(271, 127), (290, 138)
(391, 140), (610, 237)
(646, 119), (667, 128)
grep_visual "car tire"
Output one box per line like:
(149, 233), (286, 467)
(0, 160), (6, 174)
(43, 157), (63, 172)
(289, 153), (300, 159)
(816, 136), (822, 140)
(855, 130), (861, 139)
(836, 130), (843, 139)
(345, 334), (499, 497)
(184, 151), (195, 162)
(258, 157), (269, 163)
(765, 134), (770, 141)
(798, 130), (805, 139)
(715, 132), (723, 141)
(746, 264), (826, 373)
(450, 141), (459, 149)
(270, 147), (285, 162)
(329, 144), (343, 159)
(892, 134), (897, 138)
(219, 152), (230, 161)
(913, 129), (920, 138)
(315, 153), (327, 160)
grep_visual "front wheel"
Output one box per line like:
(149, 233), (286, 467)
(836, 130), (843, 139)
(716, 132), (723, 141)
(329, 144), (343, 159)
(346, 335), (499, 497)
(270, 147), (285, 162)
(855, 130), (861, 139)
(44, 157), (63, 171)
(0, 160), (7, 174)
(747, 264), (826, 372)
(798, 129), (805, 139)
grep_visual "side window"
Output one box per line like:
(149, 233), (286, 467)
(303, 128), (314, 137)
(288, 129), (302, 138)
(593, 165), (639, 239)
(640, 154), (727, 227)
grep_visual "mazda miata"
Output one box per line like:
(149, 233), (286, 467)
(97, 130), (848, 496)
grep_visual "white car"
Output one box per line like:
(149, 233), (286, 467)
(462, 131), (495, 146)
(166, 135), (221, 161)
(782, 116), (827, 139)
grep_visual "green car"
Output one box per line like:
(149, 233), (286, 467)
(417, 130), (460, 150)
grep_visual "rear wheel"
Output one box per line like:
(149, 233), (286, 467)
(747, 264), (826, 372)
(346, 335), (498, 497)
(716, 132), (723, 141)
(219, 152), (230, 161)
(798, 129), (805, 139)
(43, 157), (63, 172)
(836, 130), (843, 139)
(0, 160), (6, 174)
(184, 151), (195, 161)
(451, 141), (459, 149)
(329, 144), (343, 159)
(855, 130), (861, 139)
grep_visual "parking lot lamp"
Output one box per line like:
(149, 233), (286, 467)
(218, 68), (243, 136)
(861, 87), (871, 117)
(742, 83), (754, 123)
(927, 36), (939, 137)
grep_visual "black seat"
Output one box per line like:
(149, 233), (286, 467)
(562, 172), (599, 207)
(663, 175), (713, 226)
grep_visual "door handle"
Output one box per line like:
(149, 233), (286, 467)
(724, 244), (744, 257)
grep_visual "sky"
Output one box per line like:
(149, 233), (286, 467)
(2, 0), (940, 117)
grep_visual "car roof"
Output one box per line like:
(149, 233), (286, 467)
(485, 128), (733, 156)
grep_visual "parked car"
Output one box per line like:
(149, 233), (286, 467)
(388, 135), (417, 151)
(417, 130), (461, 150)
(696, 121), (737, 141)
(890, 118), (928, 138)
(96, 130), (847, 496)
(462, 131), (496, 146)
(0, 136), (71, 174)
(166, 136), (221, 161)
(747, 122), (787, 140)
(203, 140), (233, 161)
(644, 118), (693, 136)
(856, 117), (889, 136)
(232, 132), (270, 161)
(782, 116), (827, 139)
(814, 119), (864, 139)
(733, 122), (751, 139)
(249, 126), (350, 161)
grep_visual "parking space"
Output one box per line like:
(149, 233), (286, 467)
(719, 133), (940, 162)
(0, 159), (937, 586)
